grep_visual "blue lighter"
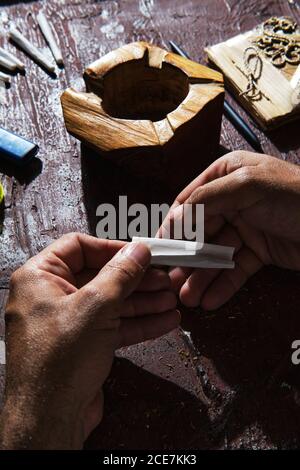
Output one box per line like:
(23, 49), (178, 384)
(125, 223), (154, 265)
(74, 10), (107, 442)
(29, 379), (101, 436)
(0, 127), (39, 165)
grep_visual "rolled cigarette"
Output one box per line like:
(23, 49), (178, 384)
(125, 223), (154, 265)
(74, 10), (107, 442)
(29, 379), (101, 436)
(9, 27), (56, 74)
(0, 55), (17, 72)
(37, 11), (63, 65)
(0, 47), (25, 70)
(0, 71), (11, 83)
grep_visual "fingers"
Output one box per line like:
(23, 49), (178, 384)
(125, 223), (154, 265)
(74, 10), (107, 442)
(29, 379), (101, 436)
(169, 267), (193, 292)
(36, 232), (125, 274)
(186, 167), (263, 218)
(119, 309), (181, 347)
(179, 223), (243, 307)
(173, 150), (262, 205)
(76, 266), (171, 291)
(179, 267), (220, 307)
(200, 247), (263, 310)
(158, 151), (263, 238)
(122, 290), (177, 318)
(79, 243), (151, 303)
(137, 267), (171, 291)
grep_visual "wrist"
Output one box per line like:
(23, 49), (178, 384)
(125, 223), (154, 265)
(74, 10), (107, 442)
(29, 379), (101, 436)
(0, 390), (85, 449)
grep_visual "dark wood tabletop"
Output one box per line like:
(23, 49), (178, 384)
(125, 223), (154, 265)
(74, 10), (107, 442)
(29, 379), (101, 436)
(1, 0), (300, 450)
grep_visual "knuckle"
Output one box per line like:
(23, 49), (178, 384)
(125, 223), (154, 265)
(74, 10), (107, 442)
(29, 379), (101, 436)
(223, 150), (253, 173)
(226, 150), (250, 162)
(80, 283), (115, 309)
(235, 167), (256, 186)
(226, 150), (244, 160)
(81, 284), (102, 300)
(188, 187), (204, 204)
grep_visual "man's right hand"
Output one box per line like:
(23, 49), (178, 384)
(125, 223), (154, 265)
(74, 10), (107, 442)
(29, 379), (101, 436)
(162, 151), (300, 310)
(0, 235), (179, 449)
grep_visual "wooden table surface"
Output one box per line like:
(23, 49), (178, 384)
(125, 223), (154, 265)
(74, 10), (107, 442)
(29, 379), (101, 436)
(1, 0), (300, 450)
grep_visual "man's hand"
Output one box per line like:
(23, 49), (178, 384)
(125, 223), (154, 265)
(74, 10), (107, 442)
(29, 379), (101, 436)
(0, 233), (179, 449)
(161, 151), (300, 310)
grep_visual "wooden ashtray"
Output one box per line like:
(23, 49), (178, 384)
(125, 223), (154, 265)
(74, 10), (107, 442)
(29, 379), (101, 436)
(61, 42), (224, 191)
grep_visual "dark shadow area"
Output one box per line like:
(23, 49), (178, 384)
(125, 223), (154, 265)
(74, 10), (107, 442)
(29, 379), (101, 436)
(81, 127), (300, 449)
(218, 144), (231, 157)
(0, 156), (43, 185)
(84, 267), (300, 449)
(81, 143), (174, 237)
(0, 1), (38, 5)
(180, 266), (300, 449)
(267, 119), (300, 154)
(85, 357), (214, 450)
(0, 80), (11, 90)
(0, 65), (25, 81)
(96, 55), (189, 122)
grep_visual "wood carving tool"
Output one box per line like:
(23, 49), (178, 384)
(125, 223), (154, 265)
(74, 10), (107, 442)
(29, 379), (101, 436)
(0, 55), (17, 72)
(9, 27), (56, 74)
(37, 11), (64, 66)
(0, 47), (25, 71)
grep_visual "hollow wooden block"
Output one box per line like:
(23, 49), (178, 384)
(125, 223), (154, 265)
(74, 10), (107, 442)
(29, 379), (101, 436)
(61, 42), (224, 192)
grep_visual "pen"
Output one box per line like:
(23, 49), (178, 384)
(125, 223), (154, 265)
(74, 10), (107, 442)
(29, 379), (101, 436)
(169, 40), (263, 153)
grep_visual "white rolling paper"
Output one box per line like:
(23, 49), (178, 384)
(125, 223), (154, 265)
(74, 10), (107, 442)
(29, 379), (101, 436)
(132, 237), (235, 269)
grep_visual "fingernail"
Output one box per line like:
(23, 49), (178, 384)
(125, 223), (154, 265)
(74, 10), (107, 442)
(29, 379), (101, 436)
(119, 243), (151, 269)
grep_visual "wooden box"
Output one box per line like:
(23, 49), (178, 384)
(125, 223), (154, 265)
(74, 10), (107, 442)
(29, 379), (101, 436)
(61, 42), (224, 191)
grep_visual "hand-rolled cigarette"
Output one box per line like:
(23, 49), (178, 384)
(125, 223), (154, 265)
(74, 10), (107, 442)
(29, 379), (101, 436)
(0, 47), (25, 70)
(0, 71), (11, 83)
(0, 55), (17, 72)
(37, 11), (63, 65)
(9, 27), (56, 74)
(132, 236), (235, 269)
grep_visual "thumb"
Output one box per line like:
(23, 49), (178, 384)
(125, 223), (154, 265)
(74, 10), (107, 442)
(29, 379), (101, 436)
(80, 242), (151, 303)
